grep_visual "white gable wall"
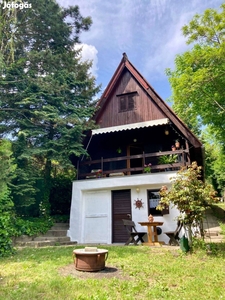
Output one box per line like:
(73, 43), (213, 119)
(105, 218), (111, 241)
(68, 172), (181, 244)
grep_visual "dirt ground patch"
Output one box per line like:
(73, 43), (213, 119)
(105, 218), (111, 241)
(59, 263), (131, 280)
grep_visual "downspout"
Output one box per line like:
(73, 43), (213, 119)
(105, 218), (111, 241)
(81, 133), (93, 161)
(77, 133), (93, 180)
(201, 145), (206, 182)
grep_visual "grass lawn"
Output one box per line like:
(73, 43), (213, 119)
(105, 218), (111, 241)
(0, 203), (225, 300)
(1, 242), (225, 300)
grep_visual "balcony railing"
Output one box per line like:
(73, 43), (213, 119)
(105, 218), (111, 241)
(77, 149), (190, 179)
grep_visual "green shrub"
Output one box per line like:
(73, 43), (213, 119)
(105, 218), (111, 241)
(49, 175), (72, 216)
(13, 216), (54, 237)
(0, 190), (15, 257)
(52, 215), (69, 223)
(158, 162), (220, 247)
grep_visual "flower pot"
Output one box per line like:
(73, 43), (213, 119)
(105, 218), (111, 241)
(175, 141), (180, 149)
(148, 214), (154, 222)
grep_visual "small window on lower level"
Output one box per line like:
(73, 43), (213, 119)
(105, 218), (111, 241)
(147, 189), (169, 216)
(147, 190), (161, 216)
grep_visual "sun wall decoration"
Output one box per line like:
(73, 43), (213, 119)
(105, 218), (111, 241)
(133, 198), (144, 209)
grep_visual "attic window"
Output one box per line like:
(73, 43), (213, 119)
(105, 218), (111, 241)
(117, 92), (137, 112)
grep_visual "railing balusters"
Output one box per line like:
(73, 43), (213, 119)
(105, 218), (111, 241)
(101, 157), (103, 174)
(78, 149), (190, 179)
(143, 151), (145, 166)
(77, 160), (79, 180)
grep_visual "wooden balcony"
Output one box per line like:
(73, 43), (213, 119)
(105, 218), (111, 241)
(77, 149), (190, 180)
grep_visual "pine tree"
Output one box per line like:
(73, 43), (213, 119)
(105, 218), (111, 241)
(0, 0), (100, 215)
(0, 139), (16, 256)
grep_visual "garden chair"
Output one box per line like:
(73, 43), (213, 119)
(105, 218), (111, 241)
(164, 220), (183, 246)
(122, 219), (146, 245)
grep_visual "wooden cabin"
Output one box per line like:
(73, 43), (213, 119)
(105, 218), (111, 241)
(68, 53), (204, 245)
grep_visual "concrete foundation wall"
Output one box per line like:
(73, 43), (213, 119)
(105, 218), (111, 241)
(68, 172), (181, 244)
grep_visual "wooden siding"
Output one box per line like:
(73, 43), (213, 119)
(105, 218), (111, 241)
(96, 70), (166, 128)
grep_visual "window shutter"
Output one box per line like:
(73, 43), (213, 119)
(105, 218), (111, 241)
(117, 92), (137, 112)
(128, 95), (134, 110)
(120, 97), (126, 111)
(162, 206), (169, 215)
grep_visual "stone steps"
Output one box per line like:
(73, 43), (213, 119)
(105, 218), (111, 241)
(51, 223), (70, 230)
(35, 229), (68, 238)
(204, 238), (224, 243)
(204, 231), (220, 237)
(203, 230), (224, 243)
(33, 236), (70, 242)
(15, 240), (77, 248)
(202, 208), (224, 243)
(14, 223), (77, 248)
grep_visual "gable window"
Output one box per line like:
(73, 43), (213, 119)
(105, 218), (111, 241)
(117, 92), (137, 112)
(120, 96), (127, 111)
(147, 189), (169, 216)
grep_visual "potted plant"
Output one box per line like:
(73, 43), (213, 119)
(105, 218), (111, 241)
(158, 154), (178, 164)
(96, 169), (103, 178)
(143, 163), (151, 173)
(116, 147), (122, 154)
(175, 139), (180, 149)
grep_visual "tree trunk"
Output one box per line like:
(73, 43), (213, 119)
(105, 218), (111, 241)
(186, 224), (192, 248)
(199, 219), (204, 239)
(41, 157), (52, 216)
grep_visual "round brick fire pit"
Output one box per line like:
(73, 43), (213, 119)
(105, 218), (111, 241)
(73, 247), (108, 272)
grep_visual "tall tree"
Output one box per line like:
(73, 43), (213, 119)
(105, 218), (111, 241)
(0, 2), (17, 66)
(10, 132), (40, 216)
(166, 4), (225, 146)
(0, 0), (100, 214)
(0, 139), (16, 194)
(0, 139), (16, 256)
(202, 130), (225, 197)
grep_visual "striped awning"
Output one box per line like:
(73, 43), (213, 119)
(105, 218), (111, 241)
(92, 118), (169, 135)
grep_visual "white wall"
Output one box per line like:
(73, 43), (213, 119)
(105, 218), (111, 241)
(129, 185), (180, 244)
(83, 190), (111, 243)
(68, 172), (180, 244)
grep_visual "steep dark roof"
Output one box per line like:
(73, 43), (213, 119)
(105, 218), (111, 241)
(93, 53), (202, 148)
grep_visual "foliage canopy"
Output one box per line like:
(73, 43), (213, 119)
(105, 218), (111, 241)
(158, 163), (219, 228)
(0, 140), (16, 256)
(166, 4), (225, 145)
(0, 0), (100, 216)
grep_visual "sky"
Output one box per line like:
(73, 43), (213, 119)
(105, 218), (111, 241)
(57, 0), (224, 102)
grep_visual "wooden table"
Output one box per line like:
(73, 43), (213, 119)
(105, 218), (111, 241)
(138, 222), (164, 246)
